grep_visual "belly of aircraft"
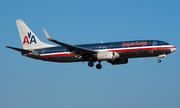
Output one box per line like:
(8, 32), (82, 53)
(26, 48), (171, 62)
(118, 49), (171, 58)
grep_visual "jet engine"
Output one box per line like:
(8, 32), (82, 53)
(108, 59), (128, 65)
(97, 51), (120, 61)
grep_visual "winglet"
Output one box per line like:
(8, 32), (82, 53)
(43, 29), (52, 40)
(42, 29), (97, 54)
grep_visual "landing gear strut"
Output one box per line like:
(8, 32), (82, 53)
(96, 61), (102, 69)
(88, 61), (94, 67)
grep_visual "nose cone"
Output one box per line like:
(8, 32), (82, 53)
(170, 46), (177, 52)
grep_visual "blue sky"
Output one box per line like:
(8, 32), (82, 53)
(1, 0), (180, 108)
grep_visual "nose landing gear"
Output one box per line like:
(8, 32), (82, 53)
(157, 54), (167, 63)
(158, 59), (161, 63)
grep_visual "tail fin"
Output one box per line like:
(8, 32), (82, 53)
(16, 19), (55, 49)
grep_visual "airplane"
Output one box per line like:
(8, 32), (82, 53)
(6, 20), (177, 69)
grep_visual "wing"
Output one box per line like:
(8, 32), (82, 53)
(43, 29), (97, 57)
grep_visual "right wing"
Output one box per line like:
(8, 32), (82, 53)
(43, 29), (97, 56)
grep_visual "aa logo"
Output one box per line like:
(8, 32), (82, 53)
(23, 32), (37, 45)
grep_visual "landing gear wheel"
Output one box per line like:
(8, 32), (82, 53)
(88, 61), (94, 67)
(158, 59), (161, 63)
(96, 64), (102, 69)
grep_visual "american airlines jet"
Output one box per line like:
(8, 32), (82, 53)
(6, 20), (176, 69)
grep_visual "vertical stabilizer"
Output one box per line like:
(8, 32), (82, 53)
(16, 20), (55, 49)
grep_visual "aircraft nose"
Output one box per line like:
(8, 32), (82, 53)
(170, 46), (177, 52)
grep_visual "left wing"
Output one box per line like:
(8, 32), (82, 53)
(6, 46), (32, 53)
(43, 29), (97, 56)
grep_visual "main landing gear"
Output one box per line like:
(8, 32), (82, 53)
(88, 61), (94, 67)
(96, 61), (102, 69)
(88, 61), (102, 69)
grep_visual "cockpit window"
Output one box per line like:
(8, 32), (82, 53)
(162, 42), (169, 45)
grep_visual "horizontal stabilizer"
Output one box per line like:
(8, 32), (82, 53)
(5, 46), (32, 53)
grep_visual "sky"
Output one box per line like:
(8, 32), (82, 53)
(0, 0), (180, 108)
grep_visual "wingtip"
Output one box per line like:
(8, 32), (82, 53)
(16, 19), (23, 22)
(43, 29), (52, 40)
(5, 46), (10, 48)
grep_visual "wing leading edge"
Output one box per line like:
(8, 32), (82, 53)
(43, 29), (97, 55)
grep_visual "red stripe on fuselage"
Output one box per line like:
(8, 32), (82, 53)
(41, 53), (76, 57)
(41, 46), (175, 57)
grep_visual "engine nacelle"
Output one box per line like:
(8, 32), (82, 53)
(97, 51), (120, 61)
(108, 59), (128, 65)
